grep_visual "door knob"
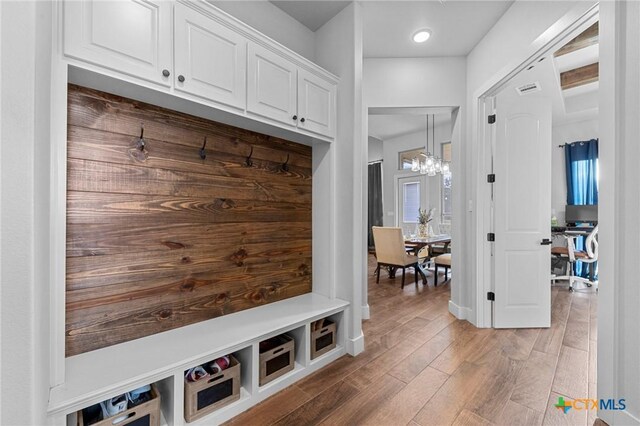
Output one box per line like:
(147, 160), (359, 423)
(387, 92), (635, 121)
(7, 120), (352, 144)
(540, 239), (552, 245)
(162, 69), (170, 77)
(178, 75), (185, 82)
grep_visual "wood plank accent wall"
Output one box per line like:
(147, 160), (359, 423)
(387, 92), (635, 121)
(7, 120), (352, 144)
(66, 85), (312, 356)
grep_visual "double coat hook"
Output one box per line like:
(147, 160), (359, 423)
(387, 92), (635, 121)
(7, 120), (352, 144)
(199, 137), (207, 160)
(245, 146), (254, 167)
(281, 154), (290, 172)
(137, 124), (146, 151)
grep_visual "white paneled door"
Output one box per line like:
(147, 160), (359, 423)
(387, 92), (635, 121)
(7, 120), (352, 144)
(494, 96), (552, 328)
(247, 43), (298, 127)
(64, 0), (172, 86)
(174, 3), (247, 110)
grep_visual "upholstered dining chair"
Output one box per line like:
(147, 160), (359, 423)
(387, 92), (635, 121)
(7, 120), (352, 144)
(434, 253), (451, 286)
(372, 226), (423, 288)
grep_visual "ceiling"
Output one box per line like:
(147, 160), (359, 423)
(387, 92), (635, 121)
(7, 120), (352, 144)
(270, 1), (350, 32)
(362, 1), (513, 58)
(369, 112), (452, 141)
(500, 19), (599, 125)
(270, 1), (513, 58)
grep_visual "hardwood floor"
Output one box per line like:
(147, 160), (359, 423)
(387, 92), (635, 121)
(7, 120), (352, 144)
(225, 255), (598, 426)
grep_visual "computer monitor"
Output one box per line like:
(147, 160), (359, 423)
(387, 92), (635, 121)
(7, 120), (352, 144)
(565, 204), (598, 224)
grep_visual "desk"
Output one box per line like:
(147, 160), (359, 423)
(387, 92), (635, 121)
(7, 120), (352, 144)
(404, 235), (451, 282)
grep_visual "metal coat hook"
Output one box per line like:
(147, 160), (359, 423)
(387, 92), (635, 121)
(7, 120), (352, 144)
(245, 146), (253, 167)
(199, 137), (207, 160)
(281, 154), (290, 172)
(137, 124), (146, 151)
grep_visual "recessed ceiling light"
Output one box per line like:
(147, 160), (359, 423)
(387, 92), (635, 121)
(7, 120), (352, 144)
(413, 29), (432, 43)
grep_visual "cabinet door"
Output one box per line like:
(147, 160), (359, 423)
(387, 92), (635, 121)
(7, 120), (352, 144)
(63, 0), (172, 86)
(174, 4), (247, 110)
(247, 43), (298, 127)
(297, 69), (336, 138)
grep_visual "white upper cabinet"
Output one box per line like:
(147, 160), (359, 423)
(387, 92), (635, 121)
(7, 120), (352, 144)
(63, 0), (172, 86)
(62, 0), (337, 141)
(297, 69), (336, 138)
(174, 3), (247, 110)
(247, 43), (298, 128)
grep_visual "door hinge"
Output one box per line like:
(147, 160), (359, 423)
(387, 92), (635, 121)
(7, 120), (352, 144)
(487, 292), (495, 301)
(487, 174), (495, 183)
(488, 114), (496, 124)
(487, 233), (495, 242)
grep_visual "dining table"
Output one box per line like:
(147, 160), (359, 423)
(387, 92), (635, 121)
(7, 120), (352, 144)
(404, 234), (452, 281)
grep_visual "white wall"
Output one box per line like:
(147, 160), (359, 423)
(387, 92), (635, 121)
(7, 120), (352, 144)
(315, 3), (365, 355)
(210, 1), (316, 61)
(368, 136), (383, 162)
(599, 2), (640, 423)
(465, 0), (598, 326)
(0, 1), (52, 423)
(551, 118), (599, 224)
(380, 122), (452, 231)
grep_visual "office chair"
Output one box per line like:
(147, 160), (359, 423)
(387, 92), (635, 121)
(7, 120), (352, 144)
(551, 225), (598, 291)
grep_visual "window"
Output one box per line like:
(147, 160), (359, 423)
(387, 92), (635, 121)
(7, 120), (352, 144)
(403, 182), (420, 223)
(398, 148), (424, 170)
(442, 172), (452, 223)
(441, 142), (452, 223)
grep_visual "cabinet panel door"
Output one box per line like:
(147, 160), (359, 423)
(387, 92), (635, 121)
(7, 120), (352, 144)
(297, 69), (336, 138)
(63, 0), (172, 86)
(247, 44), (297, 127)
(174, 4), (247, 110)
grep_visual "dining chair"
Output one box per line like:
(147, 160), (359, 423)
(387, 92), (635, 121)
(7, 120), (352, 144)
(372, 226), (423, 288)
(434, 253), (451, 286)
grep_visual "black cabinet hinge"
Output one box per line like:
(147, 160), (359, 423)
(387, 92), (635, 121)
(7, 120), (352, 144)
(488, 114), (496, 124)
(487, 174), (495, 183)
(487, 292), (495, 301)
(487, 233), (495, 242)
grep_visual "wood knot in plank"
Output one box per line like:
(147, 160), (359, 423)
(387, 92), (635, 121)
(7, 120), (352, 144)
(180, 279), (196, 292)
(162, 240), (186, 250)
(157, 309), (173, 320)
(214, 198), (236, 209)
(230, 248), (248, 266)
(180, 256), (191, 264)
(298, 264), (311, 276)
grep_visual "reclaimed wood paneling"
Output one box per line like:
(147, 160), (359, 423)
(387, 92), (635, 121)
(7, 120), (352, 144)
(65, 85), (312, 356)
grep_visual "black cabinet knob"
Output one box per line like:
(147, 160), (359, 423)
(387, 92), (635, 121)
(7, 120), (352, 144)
(178, 75), (185, 82)
(292, 115), (298, 121)
(162, 69), (170, 77)
(540, 239), (552, 245)
(300, 117), (305, 123)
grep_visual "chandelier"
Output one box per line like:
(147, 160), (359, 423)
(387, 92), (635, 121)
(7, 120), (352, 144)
(411, 114), (450, 176)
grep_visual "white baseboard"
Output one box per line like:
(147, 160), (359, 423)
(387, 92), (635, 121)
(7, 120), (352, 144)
(346, 332), (365, 356)
(361, 304), (370, 320)
(448, 300), (472, 321)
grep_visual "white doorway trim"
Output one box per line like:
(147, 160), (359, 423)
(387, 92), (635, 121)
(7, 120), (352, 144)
(472, 4), (600, 328)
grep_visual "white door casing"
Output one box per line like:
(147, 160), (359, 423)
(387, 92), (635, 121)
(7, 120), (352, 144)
(174, 3), (247, 110)
(63, 0), (172, 86)
(247, 43), (298, 126)
(494, 95), (551, 328)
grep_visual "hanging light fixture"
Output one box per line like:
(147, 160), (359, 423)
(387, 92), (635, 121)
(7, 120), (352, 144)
(413, 113), (450, 176)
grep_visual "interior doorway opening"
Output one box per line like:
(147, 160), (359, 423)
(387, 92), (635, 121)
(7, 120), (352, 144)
(366, 106), (460, 303)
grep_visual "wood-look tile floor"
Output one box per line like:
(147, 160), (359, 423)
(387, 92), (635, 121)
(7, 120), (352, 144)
(226, 255), (597, 426)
